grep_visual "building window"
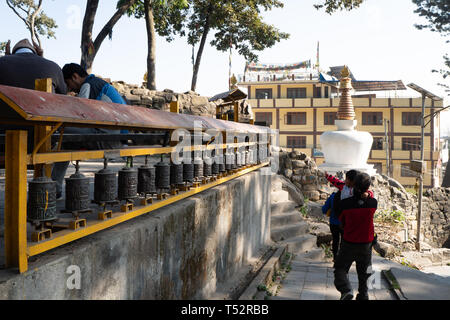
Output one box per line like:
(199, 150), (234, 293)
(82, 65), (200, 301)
(287, 88), (307, 99)
(286, 112), (306, 125)
(324, 112), (336, 125)
(324, 86), (329, 98)
(402, 112), (422, 126)
(255, 112), (273, 126)
(313, 86), (322, 98)
(255, 89), (272, 99)
(362, 112), (383, 125)
(402, 138), (421, 151)
(401, 163), (417, 177)
(369, 162), (383, 175)
(287, 136), (306, 148)
(372, 137), (384, 150)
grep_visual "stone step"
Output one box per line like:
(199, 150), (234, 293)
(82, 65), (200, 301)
(295, 248), (326, 262)
(271, 201), (297, 216)
(281, 234), (318, 254)
(271, 180), (282, 192)
(270, 211), (303, 228)
(271, 222), (309, 242)
(270, 190), (290, 203)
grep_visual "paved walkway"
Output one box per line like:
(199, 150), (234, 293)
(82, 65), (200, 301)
(272, 254), (397, 300)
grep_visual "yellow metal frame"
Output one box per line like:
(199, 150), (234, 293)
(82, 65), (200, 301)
(4, 129), (269, 273)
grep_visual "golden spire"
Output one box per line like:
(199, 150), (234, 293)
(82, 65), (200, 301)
(337, 65), (355, 120)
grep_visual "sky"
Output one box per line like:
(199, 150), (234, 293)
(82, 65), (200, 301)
(0, 0), (449, 134)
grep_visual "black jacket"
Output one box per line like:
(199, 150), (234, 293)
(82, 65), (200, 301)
(0, 53), (67, 94)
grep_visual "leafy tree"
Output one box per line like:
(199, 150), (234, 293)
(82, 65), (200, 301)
(412, 0), (449, 87)
(5, 0), (57, 52)
(0, 41), (7, 56)
(125, 0), (188, 90)
(314, 0), (364, 14)
(80, 0), (137, 73)
(186, 0), (290, 92)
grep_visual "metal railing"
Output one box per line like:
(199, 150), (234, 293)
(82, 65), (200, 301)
(0, 82), (275, 273)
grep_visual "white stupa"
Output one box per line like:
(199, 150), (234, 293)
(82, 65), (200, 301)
(319, 66), (377, 176)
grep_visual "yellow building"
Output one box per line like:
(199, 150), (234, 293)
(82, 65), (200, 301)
(238, 64), (444, 188)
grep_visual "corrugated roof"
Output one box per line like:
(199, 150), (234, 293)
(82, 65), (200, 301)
(209, 88), (247, 103)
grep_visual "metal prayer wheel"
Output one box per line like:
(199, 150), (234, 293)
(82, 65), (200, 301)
(65, 161), (90, 212)
(118, 157), (138, 201)
(236, 151), (242, 168)
(211, 157), (219, 175)
(138, 156), (156, 195)
(183, 161), (194, 183)
(170, 162), (184, 186)
(155, 160), (170, 190)
(94, 158), (117, 204)
(218, 154), (226, 173)
(231, 152), (237, 170)
(203, 157), (212, 177)
(225, 152), (234, 171)
(27, 174), (57, 222)
(194, 157), (204, 179)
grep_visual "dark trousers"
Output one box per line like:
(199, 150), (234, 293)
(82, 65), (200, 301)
(330, 224), (343, 260)
(334, 240), (372, 296)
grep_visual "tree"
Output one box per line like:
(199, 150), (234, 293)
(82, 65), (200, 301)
(412, 0), (449, 88)
(187, 0), (290, 92)
(125, 0), (188, 90)
(313, 0), (364, 13)
(0, 41), (7, 56)
(80, 0), (137, 73)
(5, 0), (57, 52)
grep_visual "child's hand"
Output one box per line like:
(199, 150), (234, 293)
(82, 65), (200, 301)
(361, 192), (369, 199)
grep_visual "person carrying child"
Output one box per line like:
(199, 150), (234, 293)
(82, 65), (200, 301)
(333, 172), (378, 300)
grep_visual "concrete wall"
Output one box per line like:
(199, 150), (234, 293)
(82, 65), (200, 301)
(0, 170), (271, 300)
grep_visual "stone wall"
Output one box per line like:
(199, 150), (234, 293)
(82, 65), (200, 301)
(278, 149), (450, 249)
(0, 170), (271, 300)
(111, 81), (253, 122)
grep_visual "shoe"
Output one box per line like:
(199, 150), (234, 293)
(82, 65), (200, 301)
(340, 291), (353, 300)
(356, 293), (369, 300)
(56, 192), (63, 200)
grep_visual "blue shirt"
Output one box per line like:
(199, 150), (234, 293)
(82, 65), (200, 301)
(322, 192), (341, 225)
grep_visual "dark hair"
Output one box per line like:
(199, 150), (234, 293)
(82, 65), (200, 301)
(345, 169), (359, 182)
(62, 63), (88, 80)
(353, 173), (371, 197)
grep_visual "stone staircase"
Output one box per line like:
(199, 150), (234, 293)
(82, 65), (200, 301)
(271, 176), (324, 261)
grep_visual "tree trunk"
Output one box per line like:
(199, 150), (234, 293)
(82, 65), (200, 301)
(191, 16), (211, 92)
(81, 0), (99, 72)
(144, 0), (156, 90)
(81, 0), (136, 73)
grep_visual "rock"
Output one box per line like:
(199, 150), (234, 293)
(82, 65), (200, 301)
(298, 153), (307, 160)
(125, 94), (141, 104)
(291, 175), (302, 184)
(301, 175), (316, 185)
(131, 88), (149, 96)
(289, 150), (300, 159)
(304, 191), (320, 202)
(373, 241), (396, 258)
(293, 168), (303, 175)
(306, 201), (324, 218)
(291, 160), (306, 169)
(191, 95), (209, 107)
(284, 169), (293, 179)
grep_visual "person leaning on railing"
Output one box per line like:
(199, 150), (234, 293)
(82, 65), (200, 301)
(0, 39), (68, 154)
(51, 63), (128, 199)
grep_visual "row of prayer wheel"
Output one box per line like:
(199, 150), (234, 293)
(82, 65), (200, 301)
(27, 145), (269, 223)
